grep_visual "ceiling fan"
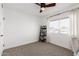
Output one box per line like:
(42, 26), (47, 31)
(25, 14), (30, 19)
(35, 3), (56, 13)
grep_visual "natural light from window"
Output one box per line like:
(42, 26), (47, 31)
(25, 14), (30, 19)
(49, 18), (70, 35)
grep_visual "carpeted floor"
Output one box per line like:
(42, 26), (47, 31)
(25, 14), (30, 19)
(2, 42), (73, 56)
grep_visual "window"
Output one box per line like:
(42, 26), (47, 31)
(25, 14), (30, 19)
(49, 18), (70, 35)
(59, 18), (70, 34)
(49, 20), (59, 33)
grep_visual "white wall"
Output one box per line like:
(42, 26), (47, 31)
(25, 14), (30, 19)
(3, 8), (41, 49)
(47, 33), (71, 50)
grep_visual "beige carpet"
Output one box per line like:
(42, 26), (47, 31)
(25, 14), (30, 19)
(2, 42), (73, 56)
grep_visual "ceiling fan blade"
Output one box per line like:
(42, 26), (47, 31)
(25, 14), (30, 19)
(35, 3), (41, 6)
(40, 3), (45, 7)
(35, 3), (45, 7)
(45, 3), (56, 7)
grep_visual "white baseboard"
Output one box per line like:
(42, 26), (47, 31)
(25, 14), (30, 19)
(4, 40), (38, 50)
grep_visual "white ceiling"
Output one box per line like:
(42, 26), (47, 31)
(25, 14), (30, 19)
(41, 3), (79, 17)
(4, 3), (79, 17)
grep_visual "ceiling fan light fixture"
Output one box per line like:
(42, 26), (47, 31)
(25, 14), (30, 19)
(41, 7), (45, 11)
(35, 3), (56, 13)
